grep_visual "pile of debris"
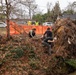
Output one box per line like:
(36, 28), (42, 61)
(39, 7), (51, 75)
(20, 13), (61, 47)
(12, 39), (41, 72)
(53, 18), (76, 58)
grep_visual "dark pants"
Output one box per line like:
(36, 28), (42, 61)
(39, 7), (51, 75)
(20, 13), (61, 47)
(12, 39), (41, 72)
(42, 37), (53, 55)
(42, 41), (52, 55)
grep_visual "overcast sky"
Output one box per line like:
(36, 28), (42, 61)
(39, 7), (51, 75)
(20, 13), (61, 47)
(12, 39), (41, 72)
(35, 0), (75, 13)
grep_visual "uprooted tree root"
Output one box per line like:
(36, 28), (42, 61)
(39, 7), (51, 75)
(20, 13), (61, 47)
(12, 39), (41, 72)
(53, 18), (76, 58)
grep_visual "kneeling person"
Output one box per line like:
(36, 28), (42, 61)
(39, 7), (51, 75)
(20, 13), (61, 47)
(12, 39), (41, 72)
(29, 28), (36, 38)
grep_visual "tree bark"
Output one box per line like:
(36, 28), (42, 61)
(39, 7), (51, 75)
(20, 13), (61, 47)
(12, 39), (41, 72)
(5, 0), (10, 40)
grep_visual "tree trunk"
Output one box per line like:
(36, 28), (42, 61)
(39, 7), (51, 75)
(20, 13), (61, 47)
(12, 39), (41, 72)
(5, 0), (10, 40)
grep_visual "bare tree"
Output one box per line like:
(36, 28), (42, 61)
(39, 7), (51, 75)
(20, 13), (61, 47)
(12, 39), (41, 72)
(0, 0), (6, 21)
(5, 0), (11, 40)
(19, 0), (37, 19)
(0, 0), (38, 19)
(46, 2), (52, 21)
(47, 2), (52, 13)
(65, 1), (76, 14)
(51, 1), (61, 21)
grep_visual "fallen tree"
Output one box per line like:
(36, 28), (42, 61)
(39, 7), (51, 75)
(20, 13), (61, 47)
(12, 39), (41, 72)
(53, 18), (76, 58)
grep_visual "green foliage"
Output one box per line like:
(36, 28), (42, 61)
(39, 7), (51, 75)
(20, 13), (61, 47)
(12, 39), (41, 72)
(32, 1), (61, 23)
(28, 50), (36, 59)
(32, 13), (53, 24)
(42, 13), (48, 22)
(25, 44), (34, 51)
(0, 59), (6, 67)
(5, 53), (12, 58)
(44, 56), (68, 75)
(65, 59), (76, 69)
(32, 14), (43, 24)
(29, 61), (40, 70)
(10, 47), (24, 58)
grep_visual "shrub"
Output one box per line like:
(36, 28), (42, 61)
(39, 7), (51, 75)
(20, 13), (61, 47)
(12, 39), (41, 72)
(10, 47), (24, 58)
(29, 61), (40, 70)
(65, 59), (76, 69)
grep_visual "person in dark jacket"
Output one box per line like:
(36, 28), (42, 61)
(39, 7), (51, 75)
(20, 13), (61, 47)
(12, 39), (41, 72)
(42, 27), (52, 39)
(29, 28), (36, 38)
(42, 27), (54, 55)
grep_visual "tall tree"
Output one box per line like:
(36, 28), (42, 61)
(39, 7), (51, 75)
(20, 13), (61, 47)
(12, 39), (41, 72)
(46, 2), (52, 22)
(20, 0), (37, 19)
(0, 0), (6, 21)
(0, 0), (38, 19)
(52, 1), (61, 21)
(32, 14), (43, 24)
(63, 1), (76, 14)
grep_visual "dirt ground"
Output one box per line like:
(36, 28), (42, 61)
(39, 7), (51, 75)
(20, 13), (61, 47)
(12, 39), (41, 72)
(0, 28), (7, 35)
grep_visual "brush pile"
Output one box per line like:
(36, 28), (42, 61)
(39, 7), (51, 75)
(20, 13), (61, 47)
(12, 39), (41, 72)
(53, 18), (76, 58)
